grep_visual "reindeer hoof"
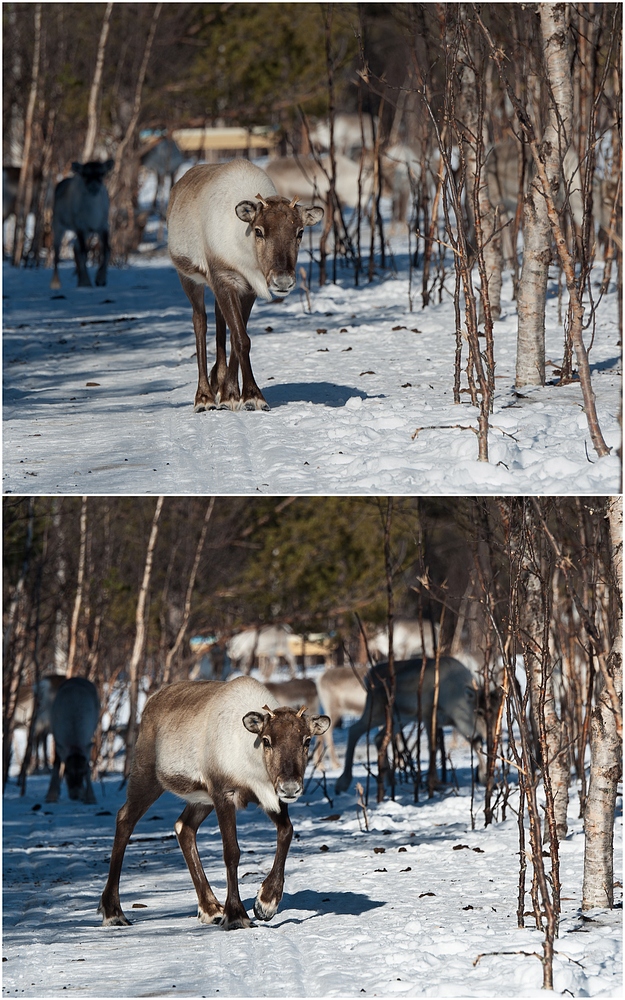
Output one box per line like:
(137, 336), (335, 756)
(198, 907), (224, 925)
(99, 910), (131, 927)
(219, 913), (255, 930)
(193, 400), (217, 412)
(253, 896), (279, 921)
(243, 399), (270, 412)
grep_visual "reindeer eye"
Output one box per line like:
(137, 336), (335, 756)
(303, 737), (311, 749)
(262, 736), (272, 749)
(296, 229), (304, 241)
(255, 227), (264, 239)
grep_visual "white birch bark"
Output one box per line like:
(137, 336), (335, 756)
(162, 497), (215, 684)
(81, 1), (113, 162)
(522, 556), (570, 841)
(12, 3), (41, 266)
(124, 495), (164, 777)
(516, 184), (550, 385)
(458, 51), (503, 322)
(582, 497), (623, 909)
(516, 3), (573, 387)
(66, 496), (88, 678)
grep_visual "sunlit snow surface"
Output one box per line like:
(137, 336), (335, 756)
(2, 236), (621, 494)
(3, 733), (622, 998)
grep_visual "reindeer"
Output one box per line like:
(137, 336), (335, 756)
(45, 677), (100, 804)
(264, 677), (320, 715)
(335, 656), (489, 794)
(139, 136), (184, 213)
(367, 618), (439, 662)
(99, 676), (329, 930)
(226, 625), (297, 678)
(264, 153), (373, 212)
(167, 158), (323, 411)
(14, 673), (67, 775)
(314, 665), (368, 769)
(50, 159), (114, 289)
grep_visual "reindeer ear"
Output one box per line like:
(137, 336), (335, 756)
(309, 714), (331, 736)
(236, 200), (258, 223)
(301, 205), (324, 227)
(242, 710), (267, 734)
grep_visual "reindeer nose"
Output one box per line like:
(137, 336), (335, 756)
(278, 779), (302, 802)
(270, 273), (296, 296)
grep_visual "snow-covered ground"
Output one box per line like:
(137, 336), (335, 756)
(3, 728), (622, 999)
(2, 222), (621, 495)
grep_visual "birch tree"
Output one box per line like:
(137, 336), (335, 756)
(514, 5), (571, 385)
(582, 496), (623, 909)
(81, 0), (113, 162)
(124, 495), (164, 778)
(11, 3), (41, 267)
(66, 496), (88, 678)
(478, 8), (610, 458)
(109, 1), (162, 260)
(456, 10), (503, 322)
(162, 497), (215, 685)
(519, 506), (570, 842)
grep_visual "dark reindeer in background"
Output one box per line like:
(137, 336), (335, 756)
(167, 158), (323, 411)
(50, 159), (113, 289)
(334, 656), (491, 794)
(45, 677), (100, 804)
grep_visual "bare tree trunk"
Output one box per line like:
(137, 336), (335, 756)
(520, 525), (570, 842)
(124, 496), (164, 778)
(478, 8), (611, 458)
(162, 498), (215, 684)
(109, 2), (162, 260)
(377, 499), (396, 803)
(3, 498), (35, 790)
(582, 496), (622, 909)
(12, 3), (42, 267)
(516, 177), (549, 386)
(81, 1), (113, 162)
(457, 13), (503, 322)
(66, 497), (88, 678)
(514, 4), (573, 387)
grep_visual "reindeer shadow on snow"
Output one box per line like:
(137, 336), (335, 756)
(256, 381), (373, 409)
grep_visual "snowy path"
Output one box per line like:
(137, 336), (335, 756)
(3, 249), (621, 495)
(2, 748), (621, 998)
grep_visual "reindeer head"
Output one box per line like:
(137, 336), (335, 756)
(243, 704), (330, 803)
(235, 194), (323, 299)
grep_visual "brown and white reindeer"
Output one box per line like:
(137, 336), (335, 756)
(167, 159), (323, 412)
(99, 676), (329, 930)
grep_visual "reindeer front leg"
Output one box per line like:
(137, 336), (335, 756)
(95, 229), (109, 286)
(74, 230), (92, 287)
(254, 801), (292, 921)
(214, 285), (268, 411)
(213, 794), (254, 929)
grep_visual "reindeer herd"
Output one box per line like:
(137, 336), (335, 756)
(13, 630), (496, 932)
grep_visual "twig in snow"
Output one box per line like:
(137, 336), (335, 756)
(355, 782), (369, 832)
